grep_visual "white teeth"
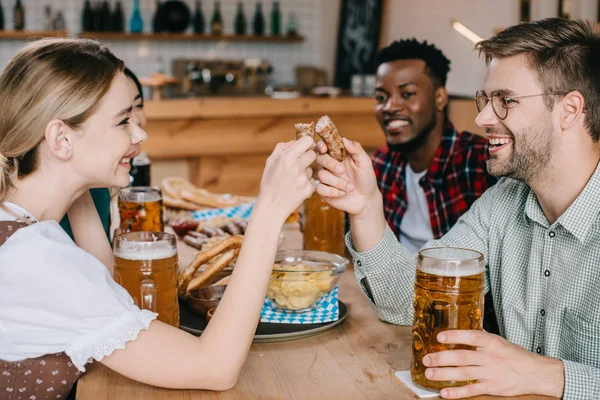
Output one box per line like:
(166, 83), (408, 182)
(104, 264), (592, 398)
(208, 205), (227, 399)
(387, 120), (409, 129)
(120, 157), (131, 164)
(489, 138), (511, 145)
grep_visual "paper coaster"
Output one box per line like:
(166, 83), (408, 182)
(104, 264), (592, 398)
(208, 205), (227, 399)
(394, 371), (440, 398)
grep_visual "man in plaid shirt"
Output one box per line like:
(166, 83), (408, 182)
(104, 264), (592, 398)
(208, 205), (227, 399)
(314, 18), (600, 399)
(372, 39), (497, 251)
(372, 39), (499, 334)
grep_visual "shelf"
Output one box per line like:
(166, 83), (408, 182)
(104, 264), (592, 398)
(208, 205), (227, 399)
(0, 30), (69, 40)
(78, 32), (304, 43)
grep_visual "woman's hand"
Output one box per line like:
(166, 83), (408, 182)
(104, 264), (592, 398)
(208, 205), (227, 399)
(255, 136), (318, 224)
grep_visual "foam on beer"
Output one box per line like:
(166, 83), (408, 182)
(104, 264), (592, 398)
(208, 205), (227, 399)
(114, 238), (177, 260)
(418, 247), (484, 277)
(124, 190), (161, 203)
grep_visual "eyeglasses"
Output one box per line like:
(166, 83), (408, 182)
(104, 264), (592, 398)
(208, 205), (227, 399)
(475, 90), (568, 120)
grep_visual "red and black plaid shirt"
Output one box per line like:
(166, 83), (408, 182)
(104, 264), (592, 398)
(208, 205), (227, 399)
(372, 121), (498, 240)
(373, 122), (499, 334)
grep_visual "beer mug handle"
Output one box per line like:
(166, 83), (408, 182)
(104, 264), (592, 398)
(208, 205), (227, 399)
(140, 278), (157, 312)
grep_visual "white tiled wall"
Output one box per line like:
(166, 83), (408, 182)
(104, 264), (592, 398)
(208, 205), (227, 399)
(0, 0), (327, 85)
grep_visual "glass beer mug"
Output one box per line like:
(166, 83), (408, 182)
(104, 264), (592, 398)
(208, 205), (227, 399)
(113, 232), (180, 327)
(118, 186), (164, 232)
(302, 189), (345, 256)
(411, 247), (485, 390)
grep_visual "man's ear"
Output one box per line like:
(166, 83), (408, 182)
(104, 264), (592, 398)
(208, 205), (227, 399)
(44, 119), (73, 161)
(435, 86), (449, 112)
(558, 91), (585, 131)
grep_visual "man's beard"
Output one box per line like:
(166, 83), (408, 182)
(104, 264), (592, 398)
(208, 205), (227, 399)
(486, 117), (555, 182)
(386, 112), (438, 153)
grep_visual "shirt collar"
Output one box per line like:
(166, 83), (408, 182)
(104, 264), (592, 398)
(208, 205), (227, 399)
(384, 121), (459, 184)
(0, 202), (38, 223)
(525, 161), (600, 242)
(427, 121), (461, 184)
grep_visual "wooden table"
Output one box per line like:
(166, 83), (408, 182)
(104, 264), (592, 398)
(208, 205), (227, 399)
(76, 236), (554, 400)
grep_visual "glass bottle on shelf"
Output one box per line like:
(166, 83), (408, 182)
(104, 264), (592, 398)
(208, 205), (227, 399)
(519, 0), (530, 22)
(211, 0), (223, 35)
(270, 0), (280, 36)
(44, 5), (52, 31)
(302, 179), (346, 256)
(111, 0), (124, 32)
(0, 0), (4, 31)
(100, 0), (110, 32)
(252, 1), (265, 35)
(53, 11), (66, 31)
(82, 0), (92, 31)
(152, 0), (163, 33)
(234, 1), (246, 35)
(193, 1), (205, 34)
(92, 1), (103, 32)
(558, 0), (571, 19)
(286, 11), (297, 36)
(13, 0), (24, 31)
(130, 0), (144, 33)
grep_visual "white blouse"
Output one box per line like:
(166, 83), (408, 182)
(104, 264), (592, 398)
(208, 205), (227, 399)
(0, 202), (157, 371)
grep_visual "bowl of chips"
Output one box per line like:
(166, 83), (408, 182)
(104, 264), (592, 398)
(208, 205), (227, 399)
(266, 250), (347, 312)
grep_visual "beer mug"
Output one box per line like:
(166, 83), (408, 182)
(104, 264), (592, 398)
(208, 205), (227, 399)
(113, 232), (180, 327)
(411, 247), (485, 390)
(118, 186), (164, 232)
(302, 190), (345, 256)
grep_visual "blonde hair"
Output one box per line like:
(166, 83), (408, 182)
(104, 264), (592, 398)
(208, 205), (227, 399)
(0, 38), (124, 201)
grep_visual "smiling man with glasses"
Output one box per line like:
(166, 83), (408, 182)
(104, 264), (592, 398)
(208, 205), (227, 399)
(314, 18), (600, 399)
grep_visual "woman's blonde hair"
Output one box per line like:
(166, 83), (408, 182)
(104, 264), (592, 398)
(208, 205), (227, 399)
(0, 38), (124, 201)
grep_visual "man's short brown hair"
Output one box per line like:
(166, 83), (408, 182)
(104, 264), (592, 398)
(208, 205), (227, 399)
(476, 18), (600, 141)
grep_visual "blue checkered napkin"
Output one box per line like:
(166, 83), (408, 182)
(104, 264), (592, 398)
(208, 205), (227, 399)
(260, 286), (339, 324)
(191, 202), (254, 221)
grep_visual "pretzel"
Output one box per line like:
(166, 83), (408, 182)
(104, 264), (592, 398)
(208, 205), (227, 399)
(163, 195), (204, 211)
(181, 188), (241, 209)
(186, 247), (241, 294)
(177, 235), (243, 298)
(315, 115), (346, 162)
(294, 121), (317, 141)
(162, 177), (196, 199)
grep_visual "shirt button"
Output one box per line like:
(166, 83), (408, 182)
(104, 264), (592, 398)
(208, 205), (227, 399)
(536, 347), (542, 354)
(356, 260), (362, 267)
(549, 231), (556, 238)
(540, 309), (546, 316)
(544, 270), (550, 277)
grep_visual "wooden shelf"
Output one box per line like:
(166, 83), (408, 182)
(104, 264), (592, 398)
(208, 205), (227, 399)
(78, 32), (304, 43)
(0, 30), (69, 40)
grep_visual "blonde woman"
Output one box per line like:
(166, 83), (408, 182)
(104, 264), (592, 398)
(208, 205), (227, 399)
(0, 39), (344, 397)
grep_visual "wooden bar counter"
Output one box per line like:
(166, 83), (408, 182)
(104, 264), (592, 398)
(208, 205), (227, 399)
(143, 96), (481, 196)
(143, 96), (384, 196)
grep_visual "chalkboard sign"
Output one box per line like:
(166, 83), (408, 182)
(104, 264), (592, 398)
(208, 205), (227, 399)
(334, 0), (384, 89)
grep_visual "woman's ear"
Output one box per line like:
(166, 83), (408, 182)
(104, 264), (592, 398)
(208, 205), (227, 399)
(435, 86), (449, 112)
(44, 119), (73, 161)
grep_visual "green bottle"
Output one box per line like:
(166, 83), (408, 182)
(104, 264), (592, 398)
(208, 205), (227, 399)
(252, 2), (264, 35)
(270, 1), (280, 36)
(234, 1), (246, 35)
(211, 0), (223, 35)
